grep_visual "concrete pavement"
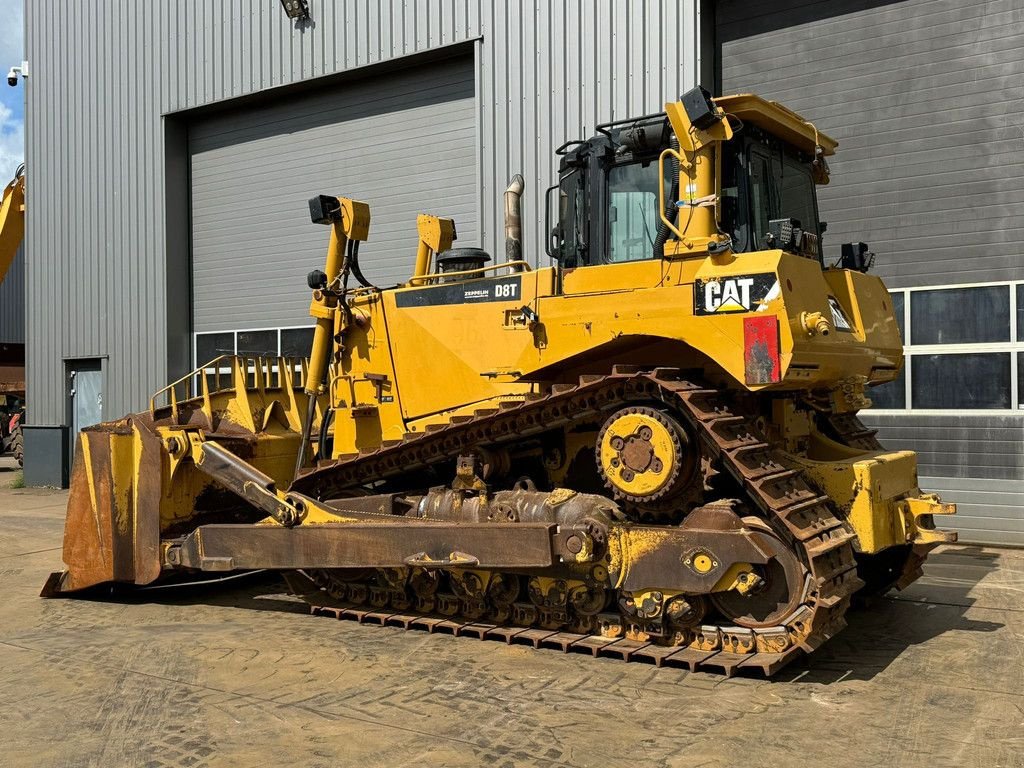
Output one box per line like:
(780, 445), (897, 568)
(0, 482), (1021, 768)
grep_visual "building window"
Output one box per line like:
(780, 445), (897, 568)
(869, 367), (905, 410)
(871, 281), (1024, 413)
(281, 327), (315, 358)
(237, 329), (278, 356)
(910, 352), (1010, 410)
(194, 326), (314, 369)
(890, 291), (905, 339)
(195, 332), (234, 366)
(910, 286), (1009, 345)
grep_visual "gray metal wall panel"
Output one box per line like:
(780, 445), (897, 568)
(717, 0), (1024, 289)
(862, 413), (1024, 480)
(189, 57), (477, 333)
(26, 0), (166, 428)
(478, 1), (701, 266)
(25, 0), (699, 440)
(0, 244), (25, 343)
(919, 476), (1024, 547)
(862, 413), (1024, 544)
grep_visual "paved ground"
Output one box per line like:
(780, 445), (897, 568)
(0, 481), (1021, 768)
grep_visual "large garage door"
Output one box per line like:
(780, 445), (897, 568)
(189, 55), (477, 344)
(716, 0), (1024, 546)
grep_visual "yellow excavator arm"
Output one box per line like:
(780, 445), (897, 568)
(0, 164), (25, 286)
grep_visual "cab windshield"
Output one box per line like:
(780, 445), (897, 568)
(722, 135), (821, 254)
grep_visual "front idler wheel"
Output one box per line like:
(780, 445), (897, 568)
(708, 522), (807, 629)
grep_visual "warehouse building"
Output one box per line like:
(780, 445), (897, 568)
(20, 0), (1023, 545)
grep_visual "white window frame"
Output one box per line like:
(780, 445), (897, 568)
(870, 278), (1024, 416)
(193, 324), (315, 369)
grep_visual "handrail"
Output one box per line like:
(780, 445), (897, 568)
(407, 259), (533, 286)
(149, 355), (308, 418)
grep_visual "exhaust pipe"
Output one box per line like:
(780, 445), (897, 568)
(504, 174), (524, 268)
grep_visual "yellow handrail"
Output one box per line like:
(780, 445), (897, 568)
(407, 259), (533, 286)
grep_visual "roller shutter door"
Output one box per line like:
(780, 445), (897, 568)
(189, 55), (477, 334)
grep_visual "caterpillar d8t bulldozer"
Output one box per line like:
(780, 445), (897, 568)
(44, 88), (956, 676)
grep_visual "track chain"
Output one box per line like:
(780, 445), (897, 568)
(289, 368), (865, 675)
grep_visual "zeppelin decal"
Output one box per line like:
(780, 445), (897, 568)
(394, 275), (522, 308)
(694, 274), (778, 315)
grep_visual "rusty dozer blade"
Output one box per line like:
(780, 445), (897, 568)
(41, 418), (166, 596)
(42, 355), (317, 597)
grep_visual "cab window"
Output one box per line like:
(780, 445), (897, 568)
(775, 154), (818, 236)
(607, 161), (662, 263)
(556, 168), (587, 267)
(749, 152), (773, 246)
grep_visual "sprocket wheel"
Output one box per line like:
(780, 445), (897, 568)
(596, 406), (696, 506)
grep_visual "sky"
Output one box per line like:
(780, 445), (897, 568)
(0, 0), (24, 182)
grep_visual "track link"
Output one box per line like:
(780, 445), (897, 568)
(289, 369), (865, 675)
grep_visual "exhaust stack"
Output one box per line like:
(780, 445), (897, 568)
(504, 174), (524, 266)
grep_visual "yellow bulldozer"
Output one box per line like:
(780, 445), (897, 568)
(44, 88), (955, 675)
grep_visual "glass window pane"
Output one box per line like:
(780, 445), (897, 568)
(749, 153), (772, 248)
(1016, 285), (1024, 341)
(868, 366), (905, 409)
(1018, 353), (1024, 409)
(775, 155), (818, 235)
(281, 327), (314, 358)
(195, 332), (233, 366)
(911, 353), (1010, 409)
(910, 286), (1009, 345)
(236, 330), (277, 356)
(607, 161), (662, 264)
(889, 291), (904, 339)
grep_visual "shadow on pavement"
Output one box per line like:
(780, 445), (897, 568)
(787, 545), (1005, 684)
(56, 570), (308, 616)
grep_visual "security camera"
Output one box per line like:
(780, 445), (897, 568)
(6, 62), (27, 87)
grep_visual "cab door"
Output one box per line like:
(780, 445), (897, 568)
(556, 157), (670, 297)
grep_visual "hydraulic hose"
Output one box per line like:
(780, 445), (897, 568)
(653, 134), (680, 258)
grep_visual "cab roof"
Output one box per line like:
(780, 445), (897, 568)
(714, 94), (838, 156)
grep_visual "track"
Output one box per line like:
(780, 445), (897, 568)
(288, 368), (866, 676)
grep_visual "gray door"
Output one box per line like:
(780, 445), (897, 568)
(67, 359), (102, 466)
(188, 55), (478, 335)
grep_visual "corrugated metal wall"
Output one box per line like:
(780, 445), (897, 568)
(717, 0), (1024, 288)
(0, 244), (25, 343)
(478, 0), (703, 272)
(190, 57), (477, 331)
(717, 0), (1024, 546)
(25, 0), (701, 428)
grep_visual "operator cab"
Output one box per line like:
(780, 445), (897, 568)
(546, 91), (834, 268)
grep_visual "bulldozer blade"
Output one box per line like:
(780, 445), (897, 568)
(42, 419), (165, 596)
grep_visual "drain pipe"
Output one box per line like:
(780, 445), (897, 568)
(504, 174), (524, 268)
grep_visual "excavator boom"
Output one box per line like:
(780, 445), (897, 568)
(0, 165), (25, 286)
